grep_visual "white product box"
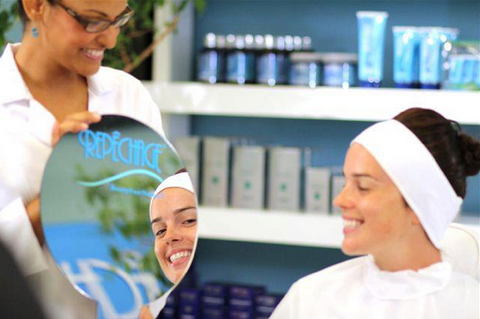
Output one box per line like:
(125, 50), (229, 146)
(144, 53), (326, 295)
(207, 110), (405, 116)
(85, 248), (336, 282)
(173, 136), (200, 192)
(231, 145), (266, 209)
(305, 167), (331, 214)
(267, 147), (301, 211)
(202, 137), (230, 207)
(331, 175), (345, 214)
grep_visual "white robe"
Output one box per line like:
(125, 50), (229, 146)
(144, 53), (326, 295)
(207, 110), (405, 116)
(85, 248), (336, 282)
(270, 255), (479, 319)
(0, 43), (164, 319)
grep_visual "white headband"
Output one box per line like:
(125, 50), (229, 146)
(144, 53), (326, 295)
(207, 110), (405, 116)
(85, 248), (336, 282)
(149, 172), (194, 219)
(352, 120), (463, 248)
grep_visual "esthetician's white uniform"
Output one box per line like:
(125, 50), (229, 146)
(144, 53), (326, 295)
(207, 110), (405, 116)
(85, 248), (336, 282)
(0, 43), (164, 319)
(270, 255), (479, 319)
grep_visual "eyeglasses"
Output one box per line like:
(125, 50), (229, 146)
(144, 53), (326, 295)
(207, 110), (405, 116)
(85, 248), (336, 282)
(50, 0), (134, 33)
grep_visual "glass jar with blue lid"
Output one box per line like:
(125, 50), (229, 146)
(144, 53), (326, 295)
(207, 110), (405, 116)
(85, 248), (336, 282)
(320, 53), (358, 88)
(289, 52), (323, 88)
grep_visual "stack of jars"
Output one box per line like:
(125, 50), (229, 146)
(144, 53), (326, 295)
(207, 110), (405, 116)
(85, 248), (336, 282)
(197, 33), (312, 86)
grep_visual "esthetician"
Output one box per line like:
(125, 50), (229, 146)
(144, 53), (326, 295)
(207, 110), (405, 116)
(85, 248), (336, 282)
(140, 171), (197, 319)
(271, 108), (480, 319)
(0, 1), (164, 318)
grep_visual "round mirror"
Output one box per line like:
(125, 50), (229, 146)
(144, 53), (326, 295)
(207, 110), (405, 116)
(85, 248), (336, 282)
(41, 115), (198, 319)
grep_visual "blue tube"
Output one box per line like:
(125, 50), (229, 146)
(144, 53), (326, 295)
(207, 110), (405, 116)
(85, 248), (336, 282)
(356, 11), (389, 88)
(447, 55), (480, 90)
(419, 27), (459, 89)
(462, 57), (475, 85)
(419, 28), (442, 89)
(439, 28), (459, 84)
(448, 55), (465, 87)
(475, 58), (480, 88)
(393, 26), (420, 88)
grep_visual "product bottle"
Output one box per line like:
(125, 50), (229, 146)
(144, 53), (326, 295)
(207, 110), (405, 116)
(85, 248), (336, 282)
(275, 36), (289, 84)
(283, 35), (295, 84)
(244, 34), (257, 83)
(216, 35), (227, 83)
(293, 36), (303, 52)
(253, 35), (265, 83)
(226, 34), (256, 84)
(225, 34), (237, 59)
(197, 33), (225, 84)
(302, 36), (313, 52)
(256, 34), (278, 86)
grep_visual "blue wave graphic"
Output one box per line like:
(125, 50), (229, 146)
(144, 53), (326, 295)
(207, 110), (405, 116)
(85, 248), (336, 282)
(77, 169), (163, 187)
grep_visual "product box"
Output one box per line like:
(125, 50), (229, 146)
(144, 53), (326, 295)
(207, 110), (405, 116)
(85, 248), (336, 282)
(254, 294), (283, 319)
(178, 288), (201, 319)
(202, 295), (226, 308)
(179, 312), (200, 319)
(159, 308), (175, 319)
(304, 167), (331, 214)
(202, 308), (226, 319)
(202, 282), (228, 319)
(159, 293), (177, 319)
(330, 175), (345, 214)
(203, 282), (229, 298)
(202, 137), (230, 207)
(231, 145), (266, 209)
(173, 136), (201, 192)
(229, 309), (254, 319)
(228, 285), (266, 311)
(267, 147), (301, 211)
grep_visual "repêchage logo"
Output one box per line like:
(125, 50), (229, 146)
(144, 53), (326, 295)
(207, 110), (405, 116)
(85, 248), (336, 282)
(76, 130), (166, 188)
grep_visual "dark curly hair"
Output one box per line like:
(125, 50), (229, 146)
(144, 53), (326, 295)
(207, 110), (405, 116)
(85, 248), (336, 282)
(394, 108), (480, 198)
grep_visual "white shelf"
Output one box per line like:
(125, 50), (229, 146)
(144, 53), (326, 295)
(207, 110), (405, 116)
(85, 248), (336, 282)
(145, 82), (480, 125)
(197, 207), (344, 248)
(197, 207), (480, 248)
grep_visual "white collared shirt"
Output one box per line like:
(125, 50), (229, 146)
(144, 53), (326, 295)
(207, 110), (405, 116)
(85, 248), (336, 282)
(270, 255), (479, 319)
(0, 43), (165, 319)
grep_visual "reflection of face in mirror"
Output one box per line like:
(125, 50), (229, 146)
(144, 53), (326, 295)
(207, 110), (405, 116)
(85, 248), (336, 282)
(149, 173), (197, 283)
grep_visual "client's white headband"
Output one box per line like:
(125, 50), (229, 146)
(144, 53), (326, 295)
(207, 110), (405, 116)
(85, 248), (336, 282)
(352, 120), (463, 248)
(149, 172), (194, 219)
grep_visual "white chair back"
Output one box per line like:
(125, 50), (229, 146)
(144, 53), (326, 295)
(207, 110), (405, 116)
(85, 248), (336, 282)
(442, 223), (480, 281)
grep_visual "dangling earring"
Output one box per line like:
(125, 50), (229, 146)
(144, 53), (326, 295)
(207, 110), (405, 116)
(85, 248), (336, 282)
(31, 26), (39, 38)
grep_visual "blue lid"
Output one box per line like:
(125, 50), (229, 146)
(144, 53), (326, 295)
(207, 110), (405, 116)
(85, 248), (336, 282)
(395, 83), (416, 89)
(420, 83), (441, 90)
(360, 81), (381, 88)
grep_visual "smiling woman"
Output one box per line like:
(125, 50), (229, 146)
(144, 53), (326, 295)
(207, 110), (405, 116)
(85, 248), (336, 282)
(17, 0), (129, 80)
(0, 1), (165, 319)
(149, 171), (198, 284)
(270, 108), (480, 319)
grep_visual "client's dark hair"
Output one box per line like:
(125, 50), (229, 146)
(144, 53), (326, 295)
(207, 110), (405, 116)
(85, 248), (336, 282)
(394, 108), (480, 198)
(175, 168), (188, 175)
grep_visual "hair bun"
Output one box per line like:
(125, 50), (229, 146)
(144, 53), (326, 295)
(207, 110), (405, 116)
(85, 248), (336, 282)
(458, 132), (480, 177)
